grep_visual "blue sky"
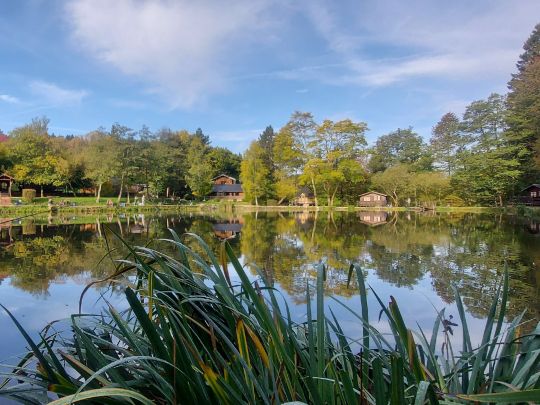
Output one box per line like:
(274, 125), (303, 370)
(0, 0), (539, 153)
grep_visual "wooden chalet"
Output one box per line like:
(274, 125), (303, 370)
(358, 191), (388, 207)
(0, 173), (14, 205)
(520, 184), (540, 206)
(208, 174), (244, 201)
(358, 211), (388, 226)
(293, 187), (315, 207)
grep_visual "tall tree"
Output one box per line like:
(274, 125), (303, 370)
(84, 130), (119, 202)
(461, 93), (507, 153)
(8, 117), (69, 197)
(302, 119), (368, 206)
(369, 127), (431, 172)
(240, 141), (271, 205)
(430, 112), (467, 175)
(185, 137), (213, 199)
(506, 23), (540, 185)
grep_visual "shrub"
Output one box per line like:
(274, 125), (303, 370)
(443, 194), (465, 207)
(21, 188), (36, 203)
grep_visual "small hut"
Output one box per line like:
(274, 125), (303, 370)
(293, 187), (315, 207)
(520, 184), (540, 206)
(358, 191), (387, 207)
(0, 173), (14, 197)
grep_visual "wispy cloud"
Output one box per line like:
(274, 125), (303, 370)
(65, 0), (275, 108)
(0, 94), (20, 104)
(301, 0), (540, 87)
(29, 80), (88, 105)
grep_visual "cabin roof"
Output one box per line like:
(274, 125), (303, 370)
(521, 184), (540, 192)
(296, 186), (314, 197)
(0, 172), (14, 180)
(359, 191), (387, 197)
(212, 174), (236, 181)
(211, 184), (243, 193)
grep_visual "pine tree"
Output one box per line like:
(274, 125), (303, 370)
(506, 23), (540, 185)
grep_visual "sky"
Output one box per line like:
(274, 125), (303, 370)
(0, 0), (539, 153)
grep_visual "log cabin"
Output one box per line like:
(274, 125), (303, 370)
(207, 174), (244, 201)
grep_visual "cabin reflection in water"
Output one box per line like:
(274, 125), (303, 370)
(212, 218), (244, 240)
(358, 211), (388, 226)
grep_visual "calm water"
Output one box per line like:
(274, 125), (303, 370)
(0, 210), (539, 362)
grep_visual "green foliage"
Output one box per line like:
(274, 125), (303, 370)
(369, 127), (431, 173)
(240, 141), (271, 205)
(506, 23), (540, 185)
(0, 233), (538, 404)
(21, 188), (36, 203)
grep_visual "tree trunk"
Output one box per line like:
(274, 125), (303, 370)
(499, 194), (503, 207)
(311, 177), (318, 207)
(330, 188), (338, 207)
(41, 186), (44, 198)
(255, 196), (259, 206)
(96, 183), (102, 204)
(117, 175), (124, 203)
(68, 182), (77, 197)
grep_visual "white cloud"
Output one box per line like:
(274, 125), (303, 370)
(0, 94), (20, 104)
(29, 80), (88, 105)
(65, 0), (274, 108)
(302, 0), (540, 87)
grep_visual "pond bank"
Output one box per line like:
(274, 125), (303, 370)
(0, 202), (518, 217)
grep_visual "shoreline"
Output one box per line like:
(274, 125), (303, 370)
(0, 202), (535, 217)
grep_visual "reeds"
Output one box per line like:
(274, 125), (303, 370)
(0, 231), (539, 404)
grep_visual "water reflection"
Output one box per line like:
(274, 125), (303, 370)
(0, 211), (538, 338)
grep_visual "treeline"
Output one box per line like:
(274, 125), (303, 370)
(240, 24), (540, 207)
(0, 121), (241, 201)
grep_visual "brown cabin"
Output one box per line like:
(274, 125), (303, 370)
(520, 184), (540, 206)
(207, 174), (244, 201)
(358, 191), (387, 207)
(293, 187), (315, 207)
(358, 211), (388, 226)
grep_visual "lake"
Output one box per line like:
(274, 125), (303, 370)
(0, 210), (539, 363)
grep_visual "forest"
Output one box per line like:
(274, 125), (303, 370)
(240, 24), (540, 207)
(0, 24), (538, 207)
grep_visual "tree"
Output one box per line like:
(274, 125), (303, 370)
(185, 137), (213, 199)
(371, 164), (413, 206)
(207, 147), (242, 179)
(84, 130), (119, 202)
(302, 119), (368, 206)
(369, 127), (431, 172)
(430, 112), (467, 175)
(240, 141), (271, 205)
(506, 23), (540, 185)
(273, 114), (314, 204)
(461, 93), (507, 153)
(8, 117), (69, 197)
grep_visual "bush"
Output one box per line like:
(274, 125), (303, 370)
(21, 188), (36, 203)
(443, 194), (465, 207)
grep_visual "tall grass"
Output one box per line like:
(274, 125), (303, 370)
(0, 231), (539, 404)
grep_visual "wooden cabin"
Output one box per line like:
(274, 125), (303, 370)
(358, 211), (388, 226)
(358, 191), (388, 207)
(0, 172), (14, 199)
(520, 184), (540, 206)
(208, 174), (244, 201)
(293, 187), (315, 207)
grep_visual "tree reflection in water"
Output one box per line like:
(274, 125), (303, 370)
(0, 211), (537, 323)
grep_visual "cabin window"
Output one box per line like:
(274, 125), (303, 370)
(532, 191), (538, 197)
